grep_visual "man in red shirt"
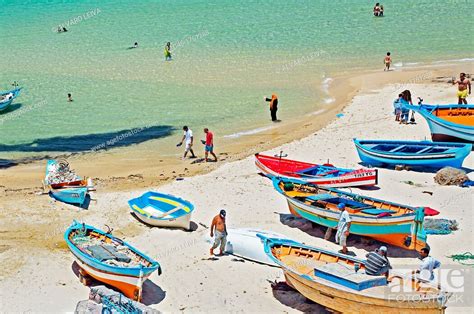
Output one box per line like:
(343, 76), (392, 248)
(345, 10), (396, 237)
(202, 128), (218, 162)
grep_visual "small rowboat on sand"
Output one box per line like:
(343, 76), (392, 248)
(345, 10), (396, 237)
(273, 177), (428, 251)
(0, 87), (21, 112)
(65, 221), (161, 301)
(255, 153), (378, 187)
(403, 103), (474, 144)
(44, 160), (94, 206)
(263, 237), (451, 313)
(353, 139), (471, 169)
(128, 192), (194, 230)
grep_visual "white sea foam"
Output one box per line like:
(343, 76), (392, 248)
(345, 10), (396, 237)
(224, 125), (275, 139)
(307, 109), (326, 116)
(323, 97), (335, 104)
(321, 77), (333, 94)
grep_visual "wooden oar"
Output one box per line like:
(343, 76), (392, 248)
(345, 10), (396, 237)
(155, 206), (185, 219)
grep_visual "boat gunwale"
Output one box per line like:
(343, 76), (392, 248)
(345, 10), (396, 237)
(128, 191), (195, 221)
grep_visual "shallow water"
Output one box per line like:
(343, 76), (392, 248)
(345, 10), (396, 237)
(0, 0), (473, 159)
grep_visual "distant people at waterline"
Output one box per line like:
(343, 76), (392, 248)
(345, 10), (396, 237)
(177, 125), (196, 159)
(452, 72), (471, 104)
(57, 26), (68, 33)
(201, 128), (217, 162)
(67, 93), (73, 102)
(164, 42), (172, 61)
(264, 94), (279, 122)
(384, 52), (391, 71)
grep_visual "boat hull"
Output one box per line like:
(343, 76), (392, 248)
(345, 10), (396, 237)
(50, 187), (87, 205)
(255, 153), (378, 187)
(408, 104), (474, 144)
(353, 140), (471, 169)
(0, 88), (21, 112)
(283, 271), (445, 313)
(134, 211), (191, 229)
(286, 199), (426, 250)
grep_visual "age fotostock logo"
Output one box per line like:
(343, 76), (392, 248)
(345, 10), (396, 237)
(385, 265), (472, 308)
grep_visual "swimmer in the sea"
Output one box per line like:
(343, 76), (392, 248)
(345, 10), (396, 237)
(164, 42), (172, 61)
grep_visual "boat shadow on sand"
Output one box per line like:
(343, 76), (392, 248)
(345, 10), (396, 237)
(270, 281), (329, 313)
(0, 125), (174, 169)
(278, 213), (418, 258)
(357, 162), (473, 174)
(130, 212), (199, 232)
(71, 262), (166, 306)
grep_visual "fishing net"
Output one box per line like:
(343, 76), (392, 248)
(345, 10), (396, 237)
(434, 167), (468, 186)
(45, 159), (81, 184)
(424, 218), (458, 235)
(447, 252), (474, 267)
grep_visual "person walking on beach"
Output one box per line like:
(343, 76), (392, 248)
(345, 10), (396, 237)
(164, 42), (172, 61)
(412, 247), (441, 282)
(384, 52), (391, 71)
(210, 209), (227, 256)
(201, 128), (217, 162)
(393, 93), (403, 121)
(452, 72), (471, 104)
(265, 94), (279, 121)
(335, 203), (351, 254)
(177, 126), (196, 159)
(365, 246), (392, 278)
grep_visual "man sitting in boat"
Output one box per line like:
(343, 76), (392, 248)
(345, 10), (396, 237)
(365, 246), (392, 277)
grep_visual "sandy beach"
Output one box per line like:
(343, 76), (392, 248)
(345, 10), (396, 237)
(1, 63), (473, 312)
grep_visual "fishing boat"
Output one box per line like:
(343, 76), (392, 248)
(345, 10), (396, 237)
(353, 139), (471, 169)
(128, 191), (194, 230)
(65, 221), (161, 301)
(404, 103), (474, 144)
(263, 237), (451, 313)
(44, 159), (94, 206)
(205, 228), (292, 266)
(272, 177), (427, 251)
(255, 153), (378, 187)
(0, 87), (21, 112)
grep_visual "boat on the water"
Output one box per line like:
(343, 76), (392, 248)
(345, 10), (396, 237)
(272, 177), (427, 251)
(353, 139), (471, 169)
(128, 191), (194, 230)
(205, 228), (292, 266)
(0, 87), (21, 112)
(65, 221), (161, 301)
(263, 237), (451, 313)
(404, 103), (474, 144)
(44, 159), (94, 206)
(255, 153), (378, 187)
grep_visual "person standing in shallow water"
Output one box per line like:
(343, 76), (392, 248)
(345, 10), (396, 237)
(164, 42), (172, 61)
(210, 209), (227, 256)
(384, 52), (391, 71)
(265, 94), (279, 121)
(202, 128), (217, 162)
(67, 93), (73, 102)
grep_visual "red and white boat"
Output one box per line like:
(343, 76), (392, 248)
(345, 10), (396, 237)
(255, 153), (377, 188)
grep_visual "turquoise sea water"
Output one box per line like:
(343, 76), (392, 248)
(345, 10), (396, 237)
(0, 0), (473, 161)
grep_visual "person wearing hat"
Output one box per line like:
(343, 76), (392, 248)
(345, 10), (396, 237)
(210, 209), (228, 256)
(365, 246), (392, 278)
(335, 203), (351, 254)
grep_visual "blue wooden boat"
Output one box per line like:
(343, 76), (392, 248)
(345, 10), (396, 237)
(65, 221), (161, 301)
(44, 159), (93, 206)
(272, 177), (428, 251)
(128, 192), (194, 230)
(262, 237), (451, 313)
(403, 103), (474, 143)
(0, 87), (21, 112)
(354, 139), (471, 169)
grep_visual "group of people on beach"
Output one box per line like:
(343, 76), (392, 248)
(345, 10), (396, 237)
(176, 126), (217, 162)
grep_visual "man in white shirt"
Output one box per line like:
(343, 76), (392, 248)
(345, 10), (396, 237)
(335, 203), (351, 254)
(413, 247), (441, 282)
(177, 125), (196, 159)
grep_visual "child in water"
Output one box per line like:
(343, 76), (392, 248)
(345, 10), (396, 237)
(164, 42), (172, 61)
(384, 52), (391, 71)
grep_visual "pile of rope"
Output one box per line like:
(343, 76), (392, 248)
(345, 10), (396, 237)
(434, 167), (468, 186)
(424, 218), (458, 235)
(447, 252), (474, 267)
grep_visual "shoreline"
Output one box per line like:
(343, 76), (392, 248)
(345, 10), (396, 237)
(0, 67), (472, 312)
(1, 62), (471, 193)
